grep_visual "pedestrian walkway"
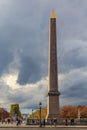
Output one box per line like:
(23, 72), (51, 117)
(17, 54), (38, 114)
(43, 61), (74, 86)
(0, 122), (87, 130)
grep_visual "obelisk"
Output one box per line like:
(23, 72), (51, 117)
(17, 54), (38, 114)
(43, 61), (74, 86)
(46, 9), (60, 119)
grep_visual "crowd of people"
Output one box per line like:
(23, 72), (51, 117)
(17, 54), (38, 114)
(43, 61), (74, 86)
(65, 118), (74, 126)
(0, 117), (75, 127)
(0, 116), (22, 126)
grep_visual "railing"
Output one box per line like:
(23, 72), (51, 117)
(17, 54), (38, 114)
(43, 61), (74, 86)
(26, 118), (87, 125)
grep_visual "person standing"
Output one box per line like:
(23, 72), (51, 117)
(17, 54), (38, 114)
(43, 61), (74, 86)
(43, 119), (45, 127)
(65, 119), (68, 126)
(50, 119), (53, 127)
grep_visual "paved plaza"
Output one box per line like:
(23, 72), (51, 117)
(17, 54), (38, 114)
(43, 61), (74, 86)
(0, 124), (87, 130)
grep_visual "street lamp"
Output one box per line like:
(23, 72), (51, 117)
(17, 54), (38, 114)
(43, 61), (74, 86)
(1, 108), (4, 123)
(39, 102), (42, 127)
(32, 109), (33, 119)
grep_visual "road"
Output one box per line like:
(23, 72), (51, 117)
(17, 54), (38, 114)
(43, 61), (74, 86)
(0, 123), (87, 130)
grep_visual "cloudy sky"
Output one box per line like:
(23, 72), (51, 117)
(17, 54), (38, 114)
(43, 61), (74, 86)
(0, 0), (87, 113)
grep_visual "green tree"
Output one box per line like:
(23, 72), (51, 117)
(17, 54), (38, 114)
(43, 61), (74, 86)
(10, 104), (21, 117)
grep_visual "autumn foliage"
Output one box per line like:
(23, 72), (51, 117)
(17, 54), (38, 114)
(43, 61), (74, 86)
(0, 105), (85, 120)
(0, 108), (9, 120)
(28, 105), (87, 119)
(28, 108), (47, 119)
(60, 105), (87, 119)
(80, 106), (87, 118)
(60, 106), (78, 118)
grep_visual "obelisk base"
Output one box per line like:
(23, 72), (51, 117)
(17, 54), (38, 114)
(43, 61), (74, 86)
(46, 91), (60, 119)
(46, 114), (59, 120)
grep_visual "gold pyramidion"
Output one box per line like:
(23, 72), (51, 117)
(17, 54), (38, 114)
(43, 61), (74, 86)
(50, 9), (56, 18)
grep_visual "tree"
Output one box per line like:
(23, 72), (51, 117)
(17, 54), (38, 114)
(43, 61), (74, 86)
(60, 105), (77, 118)
(10, 104), (21, 117)
(80, 106), (87, 118)
(28, 108), (47, 119)
(0, 108), (9, 120)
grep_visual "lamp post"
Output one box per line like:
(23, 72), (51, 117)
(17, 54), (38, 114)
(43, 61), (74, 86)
(1, 108), (3, 123)
(32, 109), (33, 119)
(39, 102), (42, 127)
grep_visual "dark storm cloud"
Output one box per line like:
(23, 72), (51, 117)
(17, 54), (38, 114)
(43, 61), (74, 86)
(7, 90), (30, 103)
(0, 0), (48, 83)
(1, 0), (87, 108)
(0, 0), (87, 84)
(57, 0), (87, 40)
(59, 67), (87, 106)
(62, 82), (87, 98)
(17, 56), (47, 84)
(0, 45), (13, 75)
(58, 44), (87, 73)
(57, 0), (87, 74)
